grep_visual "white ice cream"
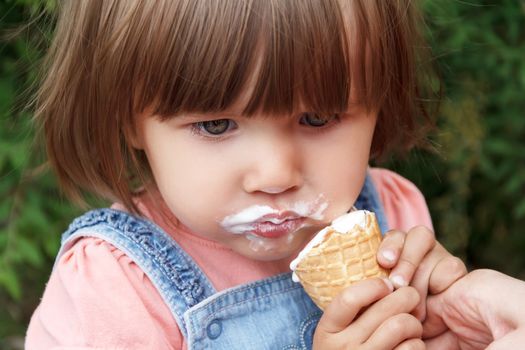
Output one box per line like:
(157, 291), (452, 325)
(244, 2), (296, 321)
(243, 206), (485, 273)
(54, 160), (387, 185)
(290, 210), (370, 282)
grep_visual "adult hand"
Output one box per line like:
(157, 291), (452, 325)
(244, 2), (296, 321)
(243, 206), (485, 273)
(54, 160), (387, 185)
(423, 269), (525, 350)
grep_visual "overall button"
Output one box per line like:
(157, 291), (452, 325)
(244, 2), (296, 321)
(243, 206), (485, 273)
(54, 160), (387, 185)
(206, 319), (222, 339)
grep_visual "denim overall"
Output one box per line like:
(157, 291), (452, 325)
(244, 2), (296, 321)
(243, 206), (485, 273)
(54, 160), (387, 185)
(57, 174), (388, 349)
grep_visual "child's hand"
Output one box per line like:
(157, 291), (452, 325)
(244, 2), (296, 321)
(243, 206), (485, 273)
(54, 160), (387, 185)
(313, 278), (424, 349)
(376, 226), (467, 321)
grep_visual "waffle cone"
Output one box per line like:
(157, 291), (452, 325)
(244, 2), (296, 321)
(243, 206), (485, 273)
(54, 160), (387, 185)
(294, 212), (388, 310)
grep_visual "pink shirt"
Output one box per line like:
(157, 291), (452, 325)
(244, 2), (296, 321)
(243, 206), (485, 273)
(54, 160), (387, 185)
(25, 168), (432, 349)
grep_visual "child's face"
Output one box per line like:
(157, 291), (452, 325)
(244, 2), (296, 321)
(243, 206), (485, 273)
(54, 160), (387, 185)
(134, 105), (376, 261)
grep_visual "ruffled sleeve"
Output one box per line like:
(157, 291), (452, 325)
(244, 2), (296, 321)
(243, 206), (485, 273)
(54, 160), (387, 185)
(369, 168), (433, 232)
(25, 237), (185, 350)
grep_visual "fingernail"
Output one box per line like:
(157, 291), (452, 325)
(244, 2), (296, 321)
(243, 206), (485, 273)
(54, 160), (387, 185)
(381, 249), (396, 262)
(390, 275), (408, 287)
(381, 278), (394, 291)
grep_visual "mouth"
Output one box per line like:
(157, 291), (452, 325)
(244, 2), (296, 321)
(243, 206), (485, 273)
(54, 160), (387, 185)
(220, 200), (328, 238)
(222, 212), (307, 238)
(250, 217), (307, 239)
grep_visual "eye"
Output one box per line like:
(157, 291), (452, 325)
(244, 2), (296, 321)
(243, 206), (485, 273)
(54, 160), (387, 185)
(194, 119), (237, 135)
(299, 112), (338, 127)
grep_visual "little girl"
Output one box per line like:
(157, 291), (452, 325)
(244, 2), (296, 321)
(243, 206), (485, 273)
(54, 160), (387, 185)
(26, 0), (466, 349)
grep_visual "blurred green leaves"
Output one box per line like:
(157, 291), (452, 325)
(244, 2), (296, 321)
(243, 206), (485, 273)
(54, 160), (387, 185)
(0, 0), (78, 340)
(395, 0), (525, 271)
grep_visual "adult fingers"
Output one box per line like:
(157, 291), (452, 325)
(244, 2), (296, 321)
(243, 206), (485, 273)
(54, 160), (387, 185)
(365, 313), (423, 350)
(389, 226), (435, 288)
(376, 230), (406, 268)
(316, 278), (394, 335)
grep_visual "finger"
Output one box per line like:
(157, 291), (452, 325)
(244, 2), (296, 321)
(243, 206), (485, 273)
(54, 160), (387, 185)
(425, 330), (461, 350)
(389, 225), (435, 288)
(408, 244), (449, 321)
(348, 286), (420, 339)
(409, 285), (428, 322)
(409, 243), (466, 321)
(422, 294), (448, 338)
(428, 255), (467, 294)
(394, 338), (426, 350)
(377, 230), (406, 268)
(317, 278), (394, 334)
(365, 313), (423, 350)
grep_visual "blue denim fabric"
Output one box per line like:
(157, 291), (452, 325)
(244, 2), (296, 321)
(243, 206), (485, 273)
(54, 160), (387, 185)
(57, 173), (388, 349)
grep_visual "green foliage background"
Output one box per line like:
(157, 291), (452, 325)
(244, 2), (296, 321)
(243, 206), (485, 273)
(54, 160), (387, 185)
(1, 0), (524, 346)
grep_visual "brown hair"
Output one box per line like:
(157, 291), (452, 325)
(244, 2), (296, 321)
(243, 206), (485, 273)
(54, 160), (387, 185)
(36, 0), (437, 212)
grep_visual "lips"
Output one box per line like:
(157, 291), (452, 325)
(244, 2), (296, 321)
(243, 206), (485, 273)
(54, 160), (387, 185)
(255, 211), (301, 224)
(251, 217), (306, 238)
(220, 201), (327, 237)
(221, 211), (307, 238)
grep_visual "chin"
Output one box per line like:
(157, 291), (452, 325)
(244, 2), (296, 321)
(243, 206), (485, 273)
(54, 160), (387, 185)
(236, 227), (318, 262)
(244, 249), (296, 262)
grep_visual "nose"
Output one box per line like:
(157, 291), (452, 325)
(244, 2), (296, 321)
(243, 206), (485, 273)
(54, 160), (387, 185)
(242, 133), (303, 195)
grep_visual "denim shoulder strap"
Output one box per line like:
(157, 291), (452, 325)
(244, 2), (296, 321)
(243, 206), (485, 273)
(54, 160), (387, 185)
(56, 208), (216, 337)
(354, 172), (389, 233)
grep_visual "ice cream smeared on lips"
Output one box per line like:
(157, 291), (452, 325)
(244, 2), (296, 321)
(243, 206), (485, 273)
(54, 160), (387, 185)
(289, 209), (389, 310)
(219, 198), (328, 236)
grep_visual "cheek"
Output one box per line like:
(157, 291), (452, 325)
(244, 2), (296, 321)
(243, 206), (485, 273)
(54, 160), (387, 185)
(304, 118), (375, 216)
(146, 143), (235, 231)
(308, 153), (368, 217)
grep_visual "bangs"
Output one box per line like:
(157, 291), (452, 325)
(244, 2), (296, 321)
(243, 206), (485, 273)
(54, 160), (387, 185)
(124, 0), (358, 117)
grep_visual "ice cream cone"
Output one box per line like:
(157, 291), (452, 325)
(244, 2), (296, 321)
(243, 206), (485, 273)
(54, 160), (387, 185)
(290, 210), (388, 310)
